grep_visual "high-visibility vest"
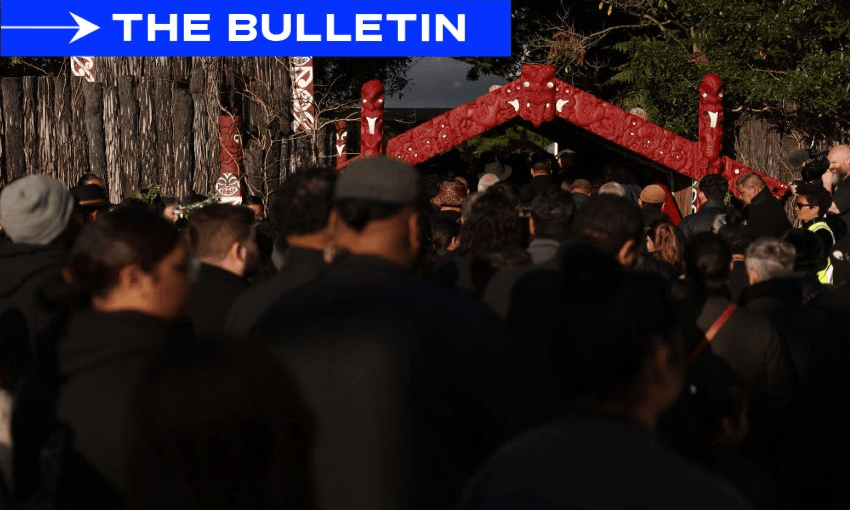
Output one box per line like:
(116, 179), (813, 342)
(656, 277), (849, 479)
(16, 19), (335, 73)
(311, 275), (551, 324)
(808, 220), (835, 284)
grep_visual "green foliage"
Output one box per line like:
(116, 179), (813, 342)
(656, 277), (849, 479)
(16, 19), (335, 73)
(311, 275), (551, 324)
(462, 0), (850, 139)
(462, 125), (555, 156)
(131, 185), (163, 204)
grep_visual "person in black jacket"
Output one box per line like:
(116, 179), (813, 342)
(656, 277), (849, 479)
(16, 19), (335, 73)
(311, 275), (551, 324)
(187, 204), (258, 340)
(680, 174), (733, 239)
(14, 207), (195, 504)
(226, 168), (336, 337)
(460, 246), (754, 510)
(251, 156), (555, 510)
(0, 176), (79, 390)
(736, 173), (791, 240)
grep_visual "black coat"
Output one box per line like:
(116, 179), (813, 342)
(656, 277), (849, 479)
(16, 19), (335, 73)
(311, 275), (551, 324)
(679, 200), (731, 239)
(226, 247), (326, 338)
(190, 264), (248, 340)
(695, 295), (795, 402)
(0, 243), (72, 380)
(739, 276), (841, 383)
(744, 188), (791, 240)
(460, 415), (754, 510)
(251, 253), (556, 510)
(55, 310), (187, 492)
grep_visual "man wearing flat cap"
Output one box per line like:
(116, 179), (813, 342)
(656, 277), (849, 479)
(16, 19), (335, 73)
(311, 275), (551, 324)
(251, 157), (554, 510)
(638, 184), (671, 230)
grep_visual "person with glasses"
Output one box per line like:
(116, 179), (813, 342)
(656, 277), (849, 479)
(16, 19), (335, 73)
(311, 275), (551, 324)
(794, 182), (838, 284)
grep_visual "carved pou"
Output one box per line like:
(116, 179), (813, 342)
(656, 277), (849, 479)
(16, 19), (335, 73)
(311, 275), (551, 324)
(335, 120), (349, 168)
(698, 73), (724, 178)
(217, 115), (243, 204)
(514, 64), (556, 128)
(360, 80), (385, 157)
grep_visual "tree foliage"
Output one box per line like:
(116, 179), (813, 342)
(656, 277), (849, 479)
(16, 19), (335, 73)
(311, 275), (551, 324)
(462, 0), (850, 140)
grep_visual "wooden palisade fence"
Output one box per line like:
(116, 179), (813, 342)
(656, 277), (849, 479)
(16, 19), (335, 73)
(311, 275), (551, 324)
(0, 57), (337, 203)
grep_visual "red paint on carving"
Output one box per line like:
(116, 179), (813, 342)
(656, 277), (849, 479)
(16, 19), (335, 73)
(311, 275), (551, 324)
(361, 80), (385, 157)
(698, 73), (724, 178)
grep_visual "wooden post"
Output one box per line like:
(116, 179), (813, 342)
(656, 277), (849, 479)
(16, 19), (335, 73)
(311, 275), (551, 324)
(22, 76), (38, 174)
(118, 75), (140, 197)
(137, 79), (157, 188)
(103, 85), (121, 202)
(2, 78), (25, 181)
(173, 86), (194, 199)
(53, 75), (72, 186)
(83, 80), (106, 182)
(70, 77), (89, 181)
(37, 77), (55, 177)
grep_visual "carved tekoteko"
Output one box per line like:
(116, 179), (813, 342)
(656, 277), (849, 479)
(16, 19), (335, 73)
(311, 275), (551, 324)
(216, 115), (243, 204)
(360, 80), (385, 158)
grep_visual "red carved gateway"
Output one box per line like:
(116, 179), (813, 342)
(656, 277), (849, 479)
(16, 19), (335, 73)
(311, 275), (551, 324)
(349, 64), (788, 199)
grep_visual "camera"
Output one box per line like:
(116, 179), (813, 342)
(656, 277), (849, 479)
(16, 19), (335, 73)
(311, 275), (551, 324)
(801, 151), (830, 182)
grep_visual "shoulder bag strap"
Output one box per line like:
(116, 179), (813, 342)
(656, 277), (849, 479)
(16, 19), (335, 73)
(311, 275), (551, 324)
(686, 303), (737, 367)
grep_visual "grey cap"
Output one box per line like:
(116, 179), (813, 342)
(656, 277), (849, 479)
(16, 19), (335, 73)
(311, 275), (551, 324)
(336, 156), (421, 204)
(0, 175), (74, 245)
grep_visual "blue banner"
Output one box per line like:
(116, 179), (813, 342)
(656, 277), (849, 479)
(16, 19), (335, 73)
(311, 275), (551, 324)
(0, 0), (511, 57)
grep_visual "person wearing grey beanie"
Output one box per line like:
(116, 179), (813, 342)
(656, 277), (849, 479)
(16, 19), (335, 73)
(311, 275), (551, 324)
(0, 176), (77, 391)
(0, 175), (75, 246)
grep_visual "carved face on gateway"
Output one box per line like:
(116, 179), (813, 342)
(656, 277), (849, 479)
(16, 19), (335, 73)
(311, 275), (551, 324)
(699, 73), (724, 129)
(361, 80), (385, 136)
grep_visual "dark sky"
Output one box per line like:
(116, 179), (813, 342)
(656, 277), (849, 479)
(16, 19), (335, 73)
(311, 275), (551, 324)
(385, 57), (507, 108)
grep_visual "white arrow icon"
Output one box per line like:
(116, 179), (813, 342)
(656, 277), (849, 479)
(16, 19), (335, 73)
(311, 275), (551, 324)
(0, 12), (100, 43)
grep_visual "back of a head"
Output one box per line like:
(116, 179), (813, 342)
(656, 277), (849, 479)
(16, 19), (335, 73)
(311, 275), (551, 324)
(717, 217), (751, 254)
(570, 179), (593, 195)
(0, 175), (75, 246)
(684, 232), (732, 293)
(529, 152), (553, 175)
(127, 341), (314, 510)
(571, 195), (643, 258)
(699, 174), (728, 202)
(531, 188), (576, 241)
(559, 244), (682, 402)
(648, 220), (682, 265)
(745, 237), (796, 281)
(457, 190), (524, 256)
(598, 182), (626, 197)
(430, 217), (460, 251)
(271, 167), (337, 237)
(737, 172), (765, 192)
(71, 207), (181, 299)
(188, 204), (255, 261)
(334, 157), (424, 232)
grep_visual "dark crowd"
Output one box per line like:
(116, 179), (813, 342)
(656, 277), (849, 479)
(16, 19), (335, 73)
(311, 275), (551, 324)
(1, 145), (850, 510)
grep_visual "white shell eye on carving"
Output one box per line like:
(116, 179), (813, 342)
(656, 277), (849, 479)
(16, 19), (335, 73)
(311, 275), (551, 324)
(363, 99), (368, 103)
(378, 98), (384, 103)
(341, 132), (348, 140)
(719, 93), (724, 98)
(232, 134), (241, 144)
(702, 93), (708, 98)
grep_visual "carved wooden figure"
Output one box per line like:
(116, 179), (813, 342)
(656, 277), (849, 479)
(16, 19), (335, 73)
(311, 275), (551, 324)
(360, 80), (385, 157)
(334, 120), (349, 168)
(217, 115), (243, 204)
(698, 73), (725, 178)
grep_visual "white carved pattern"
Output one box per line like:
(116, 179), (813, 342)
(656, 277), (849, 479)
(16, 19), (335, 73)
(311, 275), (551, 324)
(290, 57), (315, 133)
(71, 57), (96, 83)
